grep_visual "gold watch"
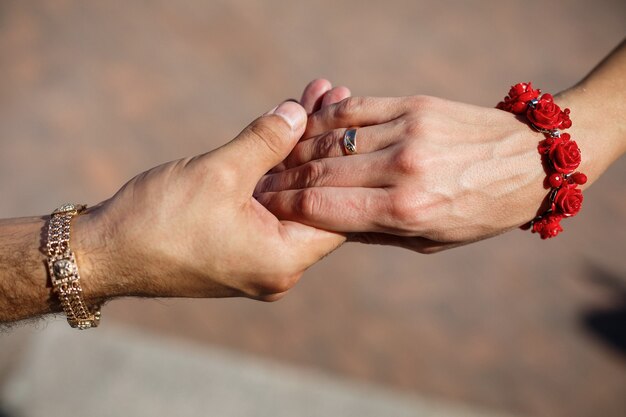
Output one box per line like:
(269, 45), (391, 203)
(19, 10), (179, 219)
(46, 203), (101, 329)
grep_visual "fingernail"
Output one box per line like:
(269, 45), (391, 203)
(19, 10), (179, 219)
(269, 101), (305, 130)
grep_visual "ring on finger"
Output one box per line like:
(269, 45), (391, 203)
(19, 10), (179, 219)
(343, 128), (358, 155)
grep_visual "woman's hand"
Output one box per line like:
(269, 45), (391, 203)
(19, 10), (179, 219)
(255, 95), (549, 253)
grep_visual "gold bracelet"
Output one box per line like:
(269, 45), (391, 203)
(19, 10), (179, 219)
(46, 203), (101, 329)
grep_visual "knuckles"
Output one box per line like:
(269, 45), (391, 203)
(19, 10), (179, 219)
(400, 116), (426, 139)
(396, 95), (443, 139)
(300, 160), (327, 188)
(387, 192), (424, 233)
(293, 188), (324, 219)
(390, 144), (425, 176)
(313, 130), (342, 159)
(406, 94), (442, 112)
(333, 96), (367, 122)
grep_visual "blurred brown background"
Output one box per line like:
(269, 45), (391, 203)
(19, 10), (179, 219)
(1, 1), (625, 417)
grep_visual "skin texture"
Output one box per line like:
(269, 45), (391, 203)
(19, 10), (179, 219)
(0, 86), (350, 324)
(256, 40), (626, 253)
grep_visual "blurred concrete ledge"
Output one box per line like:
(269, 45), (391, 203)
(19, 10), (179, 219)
(0, 321), (523, 417)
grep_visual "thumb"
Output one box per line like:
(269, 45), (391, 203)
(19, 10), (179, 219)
(219, 101), (306, 190)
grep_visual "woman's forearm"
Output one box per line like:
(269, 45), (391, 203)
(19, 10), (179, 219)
(557, 39), (626, 185)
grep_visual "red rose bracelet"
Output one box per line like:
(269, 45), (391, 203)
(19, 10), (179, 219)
(496, 83), (586, 239)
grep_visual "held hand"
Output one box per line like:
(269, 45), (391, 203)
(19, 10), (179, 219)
(77, 101), (345, 302)
(269, 79), (351, 173)
(255, 96), (548, 253)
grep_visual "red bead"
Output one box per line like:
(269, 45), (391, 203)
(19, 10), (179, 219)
(549, 173), (563, 188)
(571, 172), (587, 185)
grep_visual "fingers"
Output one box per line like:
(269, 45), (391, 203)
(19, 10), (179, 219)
(282, 122), (399, 169)
(347, 233), (450, 254)
(305, 96), (407, 138)
(256, 151), (391, 193)
(216, 101), (307, 191)
(300, 79), (352, 115)
(256, 187), (392, 233)
(300, 79), (332, 114)
(321, 86), (351, 108)
(270, 80), (351, 173)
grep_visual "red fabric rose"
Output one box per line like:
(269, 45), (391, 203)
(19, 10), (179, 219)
(508, 82), (541, 114)
(527, 94), (569, 130)
(532, 213), (564, 239)
(554, 186), (583, 217)
(496, 82), (541, 114)
(496, 83), (541, 114)
(549, 139), (581, 174)
(538, 134), (566, 155)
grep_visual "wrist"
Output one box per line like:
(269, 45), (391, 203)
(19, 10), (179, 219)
(74, 200), (197, 300)
(556, 86), (626, 187)
(71, 207), (123, 304)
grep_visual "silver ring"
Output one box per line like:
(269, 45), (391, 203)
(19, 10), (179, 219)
(343, 128), (357, 155)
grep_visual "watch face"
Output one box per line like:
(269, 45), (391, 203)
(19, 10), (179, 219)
(53, 258), (76, 279)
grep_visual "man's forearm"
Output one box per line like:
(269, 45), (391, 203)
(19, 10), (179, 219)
(0, 216), (58, 323)
(0, 214), (109, 324)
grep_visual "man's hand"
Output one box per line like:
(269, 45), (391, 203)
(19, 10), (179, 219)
(0, 79), (352, 324)
(76, 101), (345, 302)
